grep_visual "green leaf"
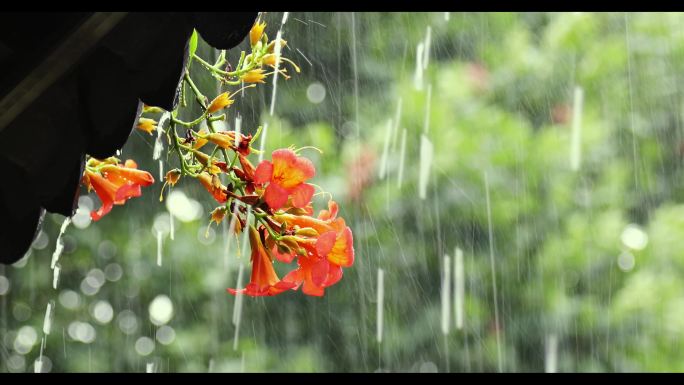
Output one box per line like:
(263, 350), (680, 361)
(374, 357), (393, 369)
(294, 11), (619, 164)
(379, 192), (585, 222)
(188, 29), (198, 59)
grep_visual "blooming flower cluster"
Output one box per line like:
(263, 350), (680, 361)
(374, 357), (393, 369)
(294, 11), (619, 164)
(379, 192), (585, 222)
(82, 157), (154, 221)
(225, 149), (355, 297)
(81, 16), (354, 298)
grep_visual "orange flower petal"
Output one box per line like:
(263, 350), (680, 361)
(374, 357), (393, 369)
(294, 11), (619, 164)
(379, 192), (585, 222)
(318, 200), (339, 221)
(290, 183), (315, 208)
(315, 231), (337, 257)
(317, 227), (354, 268)
(114, 183), (142, 203)
(87, 173), (118, 221)
(264, 182), (289, 210)
(271, 149), (315, 189)
(311, 257), (330, 287)
(254, 160), (273, 184)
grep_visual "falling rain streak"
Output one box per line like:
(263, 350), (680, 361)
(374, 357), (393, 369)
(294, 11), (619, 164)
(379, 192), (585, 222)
(232, 263), (245, 351)
(570, 86), (584, 171)
(8, 12), (683, 373)
(485, 172), (503, 372)
(454, 247), (464, 330)
(376, 268), (384, 344)
(258, 122), (268, 162)
(43, 300), (55, 335)
(379, 119), (392, 179)
(397, 128), (407, 188)
(545, 334), (558, 373)
(441, 255), (451, 335)
(269, 30), (283, 117)
(50, 217), (71, 269)
(156, 230), (163, 267)
(418, 134), (434, 200)
(153, 112), (169, 160)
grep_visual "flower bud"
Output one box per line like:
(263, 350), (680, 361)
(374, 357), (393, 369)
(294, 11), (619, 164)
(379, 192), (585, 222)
(295, 227), (319, 238)
(241, 69), (266, 84)
(136, 118), (157, 135)
(249, 21), (266, 47)
(207, 92), (234, 114)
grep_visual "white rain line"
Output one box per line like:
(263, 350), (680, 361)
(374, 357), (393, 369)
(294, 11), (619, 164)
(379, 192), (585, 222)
(36, 336), (45, 373)
(454, 247), (464, 330)
(207, 359), (214, 373)
(146, 362), (156, 373)
(116, 149), (121, 156)
(234, 114), (242, 147)
(391, 98), (403, 151)
(258, 122), (269, 162)
(423, 26), (432, 71)
(441, 255), (451, 335)
(295, 48), (313, 67)
(153, 111), (169, 160)
(43, 300), (55, 335)
(570, 86), (584, 172)
(397, 128), (407, 188)
(292, 17), (307, 25)
(281, 12), (289, 25)
(169, 210), (175, 241)
(34, 358), (43, 373)
(308, 19), (326, 28)
(52, 263), (61, 289)
(484, 172), (503, 372)
(158, 160), (164, 182)
(414, 42), (425, 90)
(423, 83), (432, 134)
(376, 268), (385, 344)
(238, 208), (252, 258)
(268, 29), (284, 116)
(233, 263), (245, 351)
(224, 203), (241, 270)
(545, 334), (558, 373)
(385, 171), (391, 213)
(156, 230), (163, 267)
(379, 118), (393, 180)
(232, 264), (245, 325)
(50, 217), (71, 269)
(445, 12), (450, 21)
(418, 134), (434, 200)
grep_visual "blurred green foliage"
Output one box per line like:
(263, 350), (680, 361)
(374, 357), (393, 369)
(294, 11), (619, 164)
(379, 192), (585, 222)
(3, 12), (684, 372)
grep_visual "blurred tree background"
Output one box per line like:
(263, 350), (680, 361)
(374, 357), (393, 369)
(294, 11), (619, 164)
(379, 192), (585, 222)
(3, 12), (684, 372)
